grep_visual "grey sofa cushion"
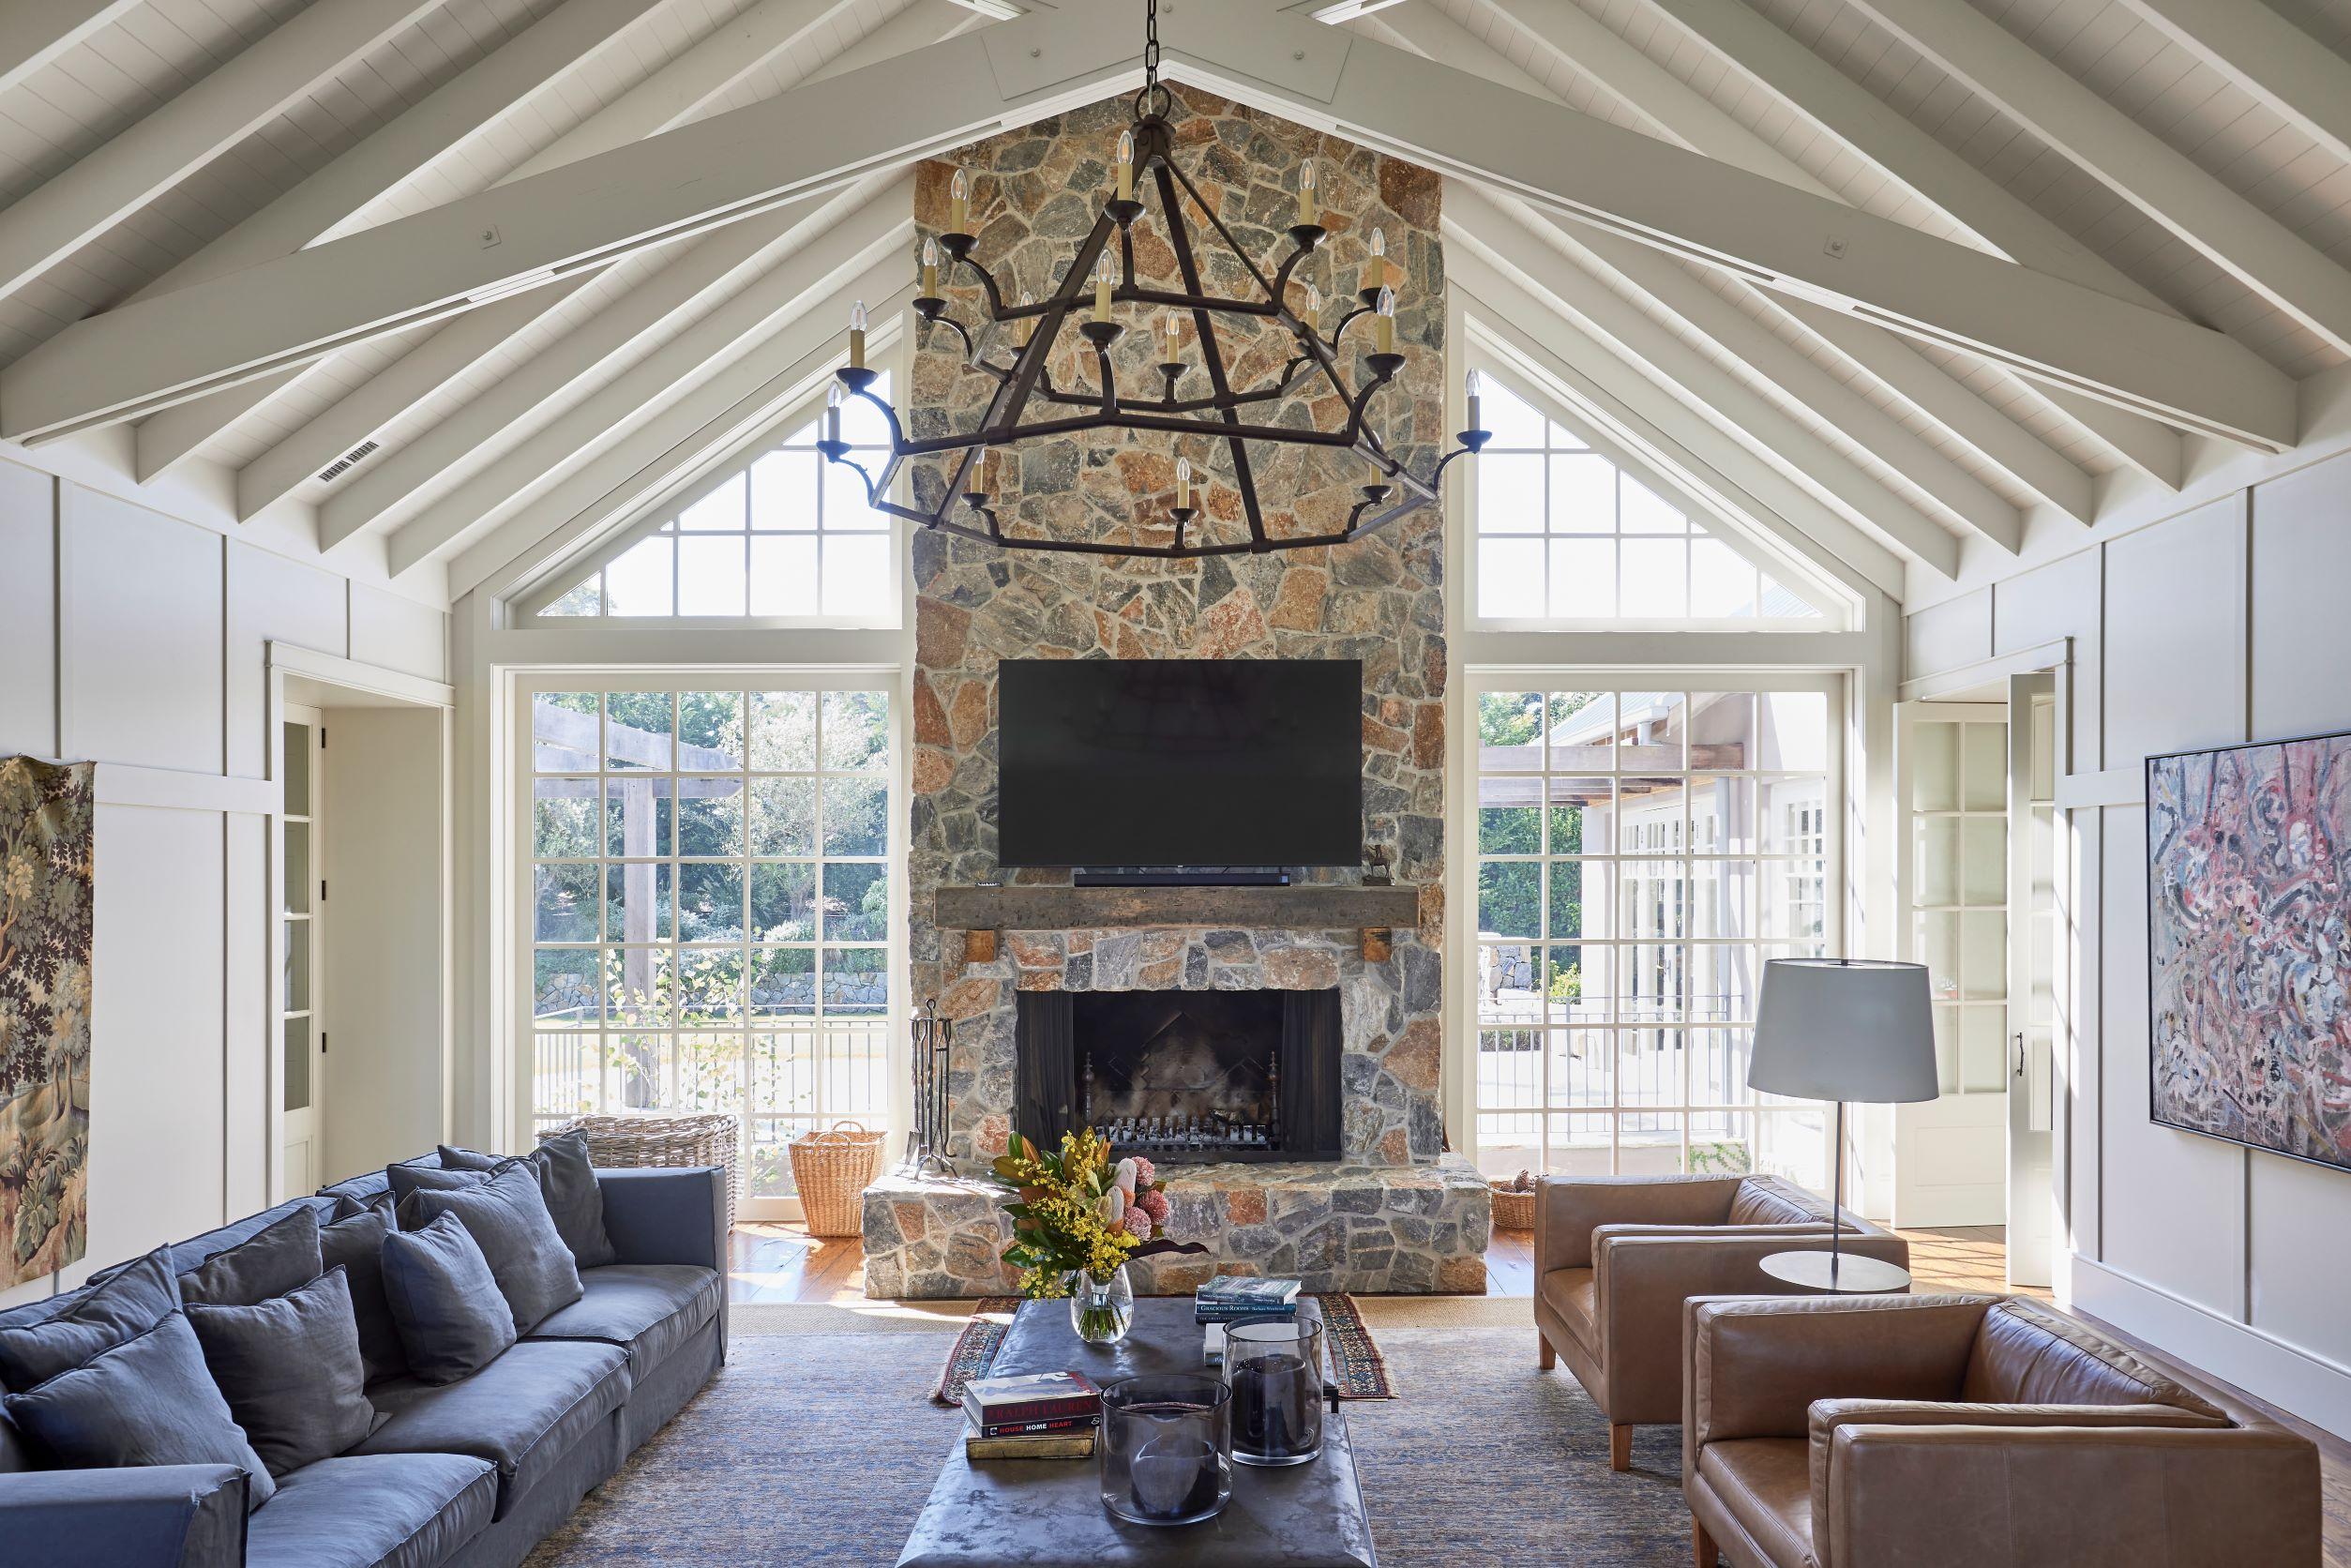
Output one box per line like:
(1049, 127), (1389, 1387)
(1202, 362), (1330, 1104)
(525, 1264), (720, 1374)
(185, 1269), (378, 1477)
(354, 1339), (630, 1521)
(320, 1202), (406, 1386)
(380, 1213), (517, 1385)
(247, 1453), (498, 1568)
(0, 1249), (180, 1391)
(385, 1162), (495, 1209)
(442, 1134), (615, 1269)
(413, 1164), (582, 1334)
(178, 1205), (322, 1308)
(4, 1311), (276, 1511)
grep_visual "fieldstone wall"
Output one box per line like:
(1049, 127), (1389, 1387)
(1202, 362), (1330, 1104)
(905, 89), (1450, 1172)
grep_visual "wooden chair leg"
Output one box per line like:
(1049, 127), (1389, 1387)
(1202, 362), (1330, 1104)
(1538, 1332), (1556, 1370)
(1692, 1517), (1719, 1567)
(1609, 1422), (1634, 1472)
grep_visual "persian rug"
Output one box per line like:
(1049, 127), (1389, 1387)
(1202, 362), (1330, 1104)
(528, 1322), (1693, 1566)
(0, 758), (94, 1289)
(929, 1292), (1395, 1405)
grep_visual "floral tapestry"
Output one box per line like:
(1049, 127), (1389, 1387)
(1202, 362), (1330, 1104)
(0, 758), (93, 1286)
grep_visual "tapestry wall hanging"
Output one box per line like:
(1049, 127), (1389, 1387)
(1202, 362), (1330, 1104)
(0, 758), (94, 1285)
(2148, 731), (2351, 1173)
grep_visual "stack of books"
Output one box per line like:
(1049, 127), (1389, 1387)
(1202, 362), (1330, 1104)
(1195, 1275), (1303, 1324)
(960, 1370), (1101, 1460)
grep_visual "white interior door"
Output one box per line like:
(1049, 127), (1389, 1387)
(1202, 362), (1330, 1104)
(2006, 675), (2058, 1286)
(1893, 702), (2010, 1227)
(279, 710), (324, 1199)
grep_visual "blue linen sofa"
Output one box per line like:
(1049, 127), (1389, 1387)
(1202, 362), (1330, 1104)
(0, 1155), (728, 1568)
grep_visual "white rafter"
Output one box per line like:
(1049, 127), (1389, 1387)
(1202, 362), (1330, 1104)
(1844, 0), (2351, 361)
(2114, 0), (2351, 169)
(0, 0), (443, 305)
(0, 0), (2296, 450)
(0, 0), (143, 99)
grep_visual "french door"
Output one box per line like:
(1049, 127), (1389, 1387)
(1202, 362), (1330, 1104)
(279, 708), (325, 1199)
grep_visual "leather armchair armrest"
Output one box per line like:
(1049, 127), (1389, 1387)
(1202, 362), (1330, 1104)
(1821, 1422), (2323, 1568)
(0, 1464), (249, 1568)
(1533, 1174), (1742, 1273)
(596, 1166), (727, 1271)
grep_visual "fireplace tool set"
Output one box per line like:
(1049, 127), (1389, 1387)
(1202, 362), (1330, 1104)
(904, 999), (956, 1179)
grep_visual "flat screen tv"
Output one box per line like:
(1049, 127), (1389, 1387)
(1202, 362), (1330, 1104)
(996, 658), (1363, 869)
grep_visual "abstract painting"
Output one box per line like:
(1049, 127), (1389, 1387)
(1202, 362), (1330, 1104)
(2148, 731), (2351, 1172)
(0, 758), (93, 1286)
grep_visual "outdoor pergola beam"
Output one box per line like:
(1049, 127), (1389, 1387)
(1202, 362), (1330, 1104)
(2115, 0), (2351, 167)
(0, 1), (143, 98)
(2, 0), (2298, 450)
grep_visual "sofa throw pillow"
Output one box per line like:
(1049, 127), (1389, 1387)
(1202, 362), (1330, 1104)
(380, 1213), (517, 1385)
(185, 1269), (377, 1477)
(178, 1206), (323, 1308)
(385, 1161), (499, 1208)
(442, 1135), (614, 1268)
(412, 1164), (582, 1333)
(320, 1204), (406, 1385)
(0, 1249), (181, 1392)
(5, 1312), (276, 1512)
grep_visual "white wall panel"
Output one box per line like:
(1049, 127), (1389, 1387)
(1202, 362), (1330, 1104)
(1991, 546), (2101, 772)
(350, 584), (446, 682)
(225, 542), (346, 776)
(2102, 499), (2246, 768)
(0, 459), (55, 757)
(59, 485), (223, 775)
(1902, 586), (1990, 677)
(223, 812), (269, 1219)
(2248, 1153), (2351, 1369)
(2248, 450), (2351, 739)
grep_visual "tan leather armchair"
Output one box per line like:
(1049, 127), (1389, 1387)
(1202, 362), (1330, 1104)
(1533, 1173), (1907, 1470)
(1682, 1292), (2323, 1568)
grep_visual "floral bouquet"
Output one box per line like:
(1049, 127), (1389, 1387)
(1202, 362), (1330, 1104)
(988, 1128), (1198, 1337)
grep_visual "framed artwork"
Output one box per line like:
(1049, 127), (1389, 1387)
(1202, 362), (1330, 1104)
(2148, 730), (2351, 1173)
(0, 758), (94, 1286)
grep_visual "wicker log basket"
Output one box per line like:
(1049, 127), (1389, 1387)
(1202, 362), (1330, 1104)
(789, 1121), (885, 1238)
(550, 1112), (741, 1234)
(1491, 1169), (1537, 1232)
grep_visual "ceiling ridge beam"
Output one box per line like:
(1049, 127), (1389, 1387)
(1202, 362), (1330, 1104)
(233, 0), (972, 520)
(0, 1), (143, 99)
(1448, 184), (1962, 578)
(1844, 0), (2351, 360)
(381, 181), (916, 576)
(0, 0), (443, 305)
(2113, 0), (2351, 169)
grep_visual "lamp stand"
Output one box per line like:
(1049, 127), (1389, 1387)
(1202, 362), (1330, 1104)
(1757, 1098), (1912, 1294)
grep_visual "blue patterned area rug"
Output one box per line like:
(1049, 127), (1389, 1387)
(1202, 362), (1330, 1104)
(523, 1319), (1694, 1566)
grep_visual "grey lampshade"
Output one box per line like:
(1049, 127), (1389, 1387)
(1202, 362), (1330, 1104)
(1748, 958), (1939, 1105)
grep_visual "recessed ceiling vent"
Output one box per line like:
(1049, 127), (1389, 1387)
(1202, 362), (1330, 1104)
(315, 439), (380, 485)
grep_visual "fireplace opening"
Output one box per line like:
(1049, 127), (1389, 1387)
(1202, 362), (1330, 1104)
(1016, 988), (1342, 1163)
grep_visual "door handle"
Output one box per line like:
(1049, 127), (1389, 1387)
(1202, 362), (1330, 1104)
(2013, 1033), (2026, 1079)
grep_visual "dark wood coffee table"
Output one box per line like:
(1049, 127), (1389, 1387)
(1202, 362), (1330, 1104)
(896, 1296), (1379, 1567)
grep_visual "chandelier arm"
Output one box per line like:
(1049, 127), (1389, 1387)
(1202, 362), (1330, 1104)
(921, 309), (976, 362)
(949, 249), (1012, 321)
(1269, 234), (1326, 305)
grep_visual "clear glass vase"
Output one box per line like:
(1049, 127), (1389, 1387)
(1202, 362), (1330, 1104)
(1067, 1264), (1135, 1344)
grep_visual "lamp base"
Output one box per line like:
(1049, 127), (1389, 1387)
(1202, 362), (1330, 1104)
(1757, 1249), (1910, 1294)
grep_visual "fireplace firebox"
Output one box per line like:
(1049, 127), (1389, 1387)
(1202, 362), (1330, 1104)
(1015, 988), (1342, 1163)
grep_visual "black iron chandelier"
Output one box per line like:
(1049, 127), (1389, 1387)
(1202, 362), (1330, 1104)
(816, 0), (1488, 560)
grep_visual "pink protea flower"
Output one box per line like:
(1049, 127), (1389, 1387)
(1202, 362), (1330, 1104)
(1122, 1205), (1155, 1241)
(1130, 1156), (1156, 1186)
(1138, 1188), (1169, 1224)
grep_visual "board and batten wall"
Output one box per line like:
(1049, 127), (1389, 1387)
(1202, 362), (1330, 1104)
(1905, 444), (2351, 1438)
(0, 453), (447, 1311)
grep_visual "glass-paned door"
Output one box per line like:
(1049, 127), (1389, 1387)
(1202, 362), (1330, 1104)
(521, 680), (899, 1219)
(279, 710), (324, 1199)
(2008, 674), (2058, 1286)
(1469, 679), (1841, 1190)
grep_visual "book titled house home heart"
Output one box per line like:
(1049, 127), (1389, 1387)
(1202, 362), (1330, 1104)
(960, 1371), (1103, 1455)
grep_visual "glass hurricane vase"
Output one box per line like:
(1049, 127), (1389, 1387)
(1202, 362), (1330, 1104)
(1067, 1264), (1135, 1345)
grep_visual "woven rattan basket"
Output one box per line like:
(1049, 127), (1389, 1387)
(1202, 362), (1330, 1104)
(551, 1112), (740, 1234)
(789, 1121), (884, 1238)
(1490, 1174), (1537, 1232)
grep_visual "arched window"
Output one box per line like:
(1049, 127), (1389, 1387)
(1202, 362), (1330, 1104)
(1470, 371), (1822, 626)
(537, 376), (897, 625)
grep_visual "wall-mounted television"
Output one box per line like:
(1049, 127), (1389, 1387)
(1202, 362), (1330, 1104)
(996, 658), (1363, 870)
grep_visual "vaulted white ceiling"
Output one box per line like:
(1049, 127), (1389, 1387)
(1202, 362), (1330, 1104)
(1, 0), (2345, 602)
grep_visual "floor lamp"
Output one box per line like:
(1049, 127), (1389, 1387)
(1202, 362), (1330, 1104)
(1746, 957), (1940, 1293)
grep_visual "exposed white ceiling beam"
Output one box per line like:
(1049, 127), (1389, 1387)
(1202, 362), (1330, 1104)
(4, 0), (2295, 449)
(1636, 0), (2186, 487)
(1450, 185), (1963, 578)
(1844, 0), (2351, 361)
(0, 0), (143, 98)
(381, 182), (916, 576)
(234, 0), (960, 521)
(128, 0), (677, 480)
(2114, 0), (2351, 168)
(0, 0), (442, 304)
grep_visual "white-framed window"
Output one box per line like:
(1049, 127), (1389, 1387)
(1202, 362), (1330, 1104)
(1466, 369), (1825, 628)
(517, 676), (900, 1215)
(1469, 678), (1843, 1189)
(532, 376), (899, 626)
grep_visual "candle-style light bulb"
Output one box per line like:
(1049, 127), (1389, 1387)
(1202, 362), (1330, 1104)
(1466, 367), (1484, 431)
(1298, 158), (1318, 225)
(1175, 455), (1193, 510)
(1162, 310), (1181, 364)
(1093, 249), (1116, 323)
(1369, 225), (1387, 290)
(825, 381), (843, 443)
(920, 236), (939, 297)
(972, 445), (996, 498)
(846, 299), (868, 369)
(1304, 281), (1320, 317)
(1375, 284), (1395, 354)
(1017, 289), (1034, 344)
(1115, 128), (1135, 201)
(948, 167), (970, 234)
